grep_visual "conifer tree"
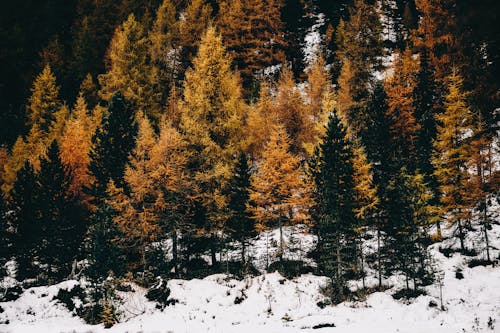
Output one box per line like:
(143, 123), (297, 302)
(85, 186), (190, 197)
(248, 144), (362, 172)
(85, 202), (125, 282)
(217, 0), (287, 89)
(226, 152), (255, 263)
(309, 111), (357, 302)
(0, 194), (9, 278)
(9, 162), (40, 280)
(432, 70), (473, 252)
(37, 141), (85, 281)
(384, 168), (434, 291)
(98, 14), (161, 122)
(88, 92), (137, 201)
(384, 48), (420, 165)
(250, 124), (311, 263)
(79, 73), (100, 110)
(180, 27), (245, 266)
(149, 0), (180, 104)
(60, 94), (95, 202)
(177, 0), (212, 79)
(26, 65), (62, 132)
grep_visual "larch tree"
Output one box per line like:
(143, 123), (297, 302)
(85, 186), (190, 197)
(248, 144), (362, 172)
(98, 14), (161, 123)
(179, 27), (246, 266)
(149, 0), (180, 104)
(384, 47), (421, 165)
(26, 64), (62, 132)
(250, 124), (311, 263)
(60, 94), (96, 202)
(432, 69), (473, 252)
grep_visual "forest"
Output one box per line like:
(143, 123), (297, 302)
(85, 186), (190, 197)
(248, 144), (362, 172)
(0, 0), (499, 329)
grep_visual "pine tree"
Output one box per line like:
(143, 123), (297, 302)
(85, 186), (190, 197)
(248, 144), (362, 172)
(250, 124), (311, 263)
(37, 141), (85, 281)
(309, 111), (357, 303)
(98, 14), (161, 122)
(432, 70), (472, 252)
(9, 162), (40, 280)
(226, 152), (255, 263)
(87, 92), (137, 201)
(26, 65), (62, 132)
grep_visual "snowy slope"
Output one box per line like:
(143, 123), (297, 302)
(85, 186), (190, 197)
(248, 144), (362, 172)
(1, 220), (499, 333)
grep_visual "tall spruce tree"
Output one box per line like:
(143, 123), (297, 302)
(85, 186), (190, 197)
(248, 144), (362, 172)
(88, 92), (137, 201)
(226, 152), (255, 264)
(309, 111), (357, 303)
(37, 141), (85, 281)
(10, 162), (40, 281)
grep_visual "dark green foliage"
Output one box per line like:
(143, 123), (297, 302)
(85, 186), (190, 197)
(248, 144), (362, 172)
(392, 288), (426, 300)
(267, 260), (314, 279)
(37, 141), (86, 281)
(85, 203), (125, 282)
(145, 277), (173, 310)
(53, 284), (86, 312)
(226, 152), (255, 264)
(87, 92), (137, 199)
(10, 162), (40, 281)
(0, 194), (10, 277)
(309, 111), (358, 302)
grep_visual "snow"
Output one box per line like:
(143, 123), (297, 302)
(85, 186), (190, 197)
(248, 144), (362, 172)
(1, 219), (499, 333)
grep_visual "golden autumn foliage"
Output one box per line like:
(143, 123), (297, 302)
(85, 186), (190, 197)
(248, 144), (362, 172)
(59, 94), (97, 201)
(99, 14), (161, 122)
(384, 48), (421, 158)
(250, 124), (312, 233)
(180, 27), (246, 226)
(352, 143), (379, 220)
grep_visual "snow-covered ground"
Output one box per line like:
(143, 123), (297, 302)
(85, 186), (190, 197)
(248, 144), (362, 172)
(1, 219), (499, 333)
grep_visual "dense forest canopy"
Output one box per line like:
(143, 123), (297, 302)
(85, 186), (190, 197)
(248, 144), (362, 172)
(0, 0), (498, 327)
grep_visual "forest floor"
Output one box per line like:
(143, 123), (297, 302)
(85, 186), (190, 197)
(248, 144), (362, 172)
(1, 219), (499, 333)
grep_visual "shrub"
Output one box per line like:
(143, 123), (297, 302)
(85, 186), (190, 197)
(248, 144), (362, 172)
(267, 260), (314, 279)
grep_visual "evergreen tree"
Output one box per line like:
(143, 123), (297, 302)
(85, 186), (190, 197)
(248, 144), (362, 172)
(432, 70), (472, 252)
(85, 202), (125, 282)
(9, 162), (40, 280)
(309, 111), (357, 303)
(87, 92), (137, 201)
(226, 152), (255, 264)
(37, 141), (85, 281)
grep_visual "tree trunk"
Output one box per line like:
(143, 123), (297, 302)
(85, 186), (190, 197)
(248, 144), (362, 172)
(279, 218), (284, 262)
(336, 233), (343, 300)
(377, 227), (382, 290)
(172, 229), (178, 277)
(241, 240), (246, 264)
(457, 218), (465, 252)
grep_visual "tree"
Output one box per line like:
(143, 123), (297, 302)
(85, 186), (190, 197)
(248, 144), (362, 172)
(335, 0), (383, 139)
(87, 92), (137, 201)
(9, 162), (40, 280)
(384, 47), (420, 165)
(217, 0), (287, 89)
(384, 168), (435, 291)
(250, 124), (311, 263)
(0, 194), (9, 278)
(226, 152), (255, 263)
(180, 27), (245, 266)
(432, 70), (472, 252)
(309, 111), (357, 302)
(37, 141), (85, 281)
(26, 65), (62, 132)
(98, 14), (161, 122)
(60, 94), (96, 203)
